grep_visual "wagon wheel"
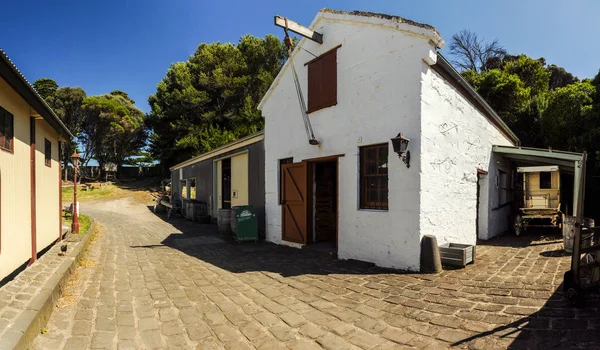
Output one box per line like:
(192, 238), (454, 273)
(514, 215), (523, 236)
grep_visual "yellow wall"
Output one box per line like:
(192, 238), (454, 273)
(216, 160), (222, 210)
(525, 171), (560, 209)
(0, 76), (61, 281)
(35, 120), (60, 251)
(231, 153), (249, 207)
(0, 76), (33, 279)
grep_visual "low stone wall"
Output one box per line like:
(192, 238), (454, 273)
(0, 222), (96, 349)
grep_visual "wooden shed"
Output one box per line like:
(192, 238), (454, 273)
(169, 132), (265, 234)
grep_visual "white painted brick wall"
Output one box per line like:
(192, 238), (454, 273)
(420, 66), (514, 247)
(262, 17), (432, 270)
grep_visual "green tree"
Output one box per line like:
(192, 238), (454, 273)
(503, 55), (550, 97)
(33, 78), (87, 178)
(33, 78), (58, 100)
(50, 87), (87, 172)
(463, 69), (530, 124)
(81, 93), (146, 177)
(541, 82), (598, 151)
(548, 64), (578, 90)
(147, 34), (286, 170)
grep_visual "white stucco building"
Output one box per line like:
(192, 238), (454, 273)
(258, 9), (521, 271)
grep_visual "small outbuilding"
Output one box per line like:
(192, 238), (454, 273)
(259, 9), (566, 271)
(169, 131), (265, 234)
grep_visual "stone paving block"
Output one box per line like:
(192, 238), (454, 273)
(299, 323), (326, 339)
(159, 307), (178, 322)
(240, 322), (269, 341)
(327, 319), (356, 336)
(346, 329), (386, 349)
(186, 323), (212, 341)
(212, 324), (242, 342)
(286, 337), (322, 350)
(381, 327), (415, 345)
(279, 311), (307, 328)
(117, 325), (136, 340)
(117, 312), (135, 326)
(73, 320), (93, 336)
(138, 317), (159, 331)
(117, 339), (137, 349)
(436, 328), (475, 343)
(269, 324), (296, 341)
(141, 329), (164, 348)
(75, 309), (94, 321)
(166, 333), (189, 347)
(90, 331), (115, 349)
(317, 332), (357, 350)
(64, 336), (90, 350)
(254, 311), (280, 327)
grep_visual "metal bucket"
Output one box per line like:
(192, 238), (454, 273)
(218, 209), (231, 234)
(563, 216), (595, 253)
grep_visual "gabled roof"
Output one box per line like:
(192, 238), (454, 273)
(258, 8), (444, 111)
(0, 49), (73, 139)
(170, 131), (264, 171)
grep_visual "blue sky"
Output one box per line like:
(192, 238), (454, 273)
(1, 0), (598, 113)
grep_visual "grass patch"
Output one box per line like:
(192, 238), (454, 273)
(61, 183), (155, 203)
(61, 184), (126, 202)
(62, 213), (91, 235)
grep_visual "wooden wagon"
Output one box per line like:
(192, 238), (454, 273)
(514, 165), (562, 235)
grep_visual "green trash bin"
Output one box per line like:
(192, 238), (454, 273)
(233, 206), (258, 242)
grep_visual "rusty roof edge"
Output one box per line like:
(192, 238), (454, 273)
(435, 53), (520, 146)
(0, 48), (73, 139)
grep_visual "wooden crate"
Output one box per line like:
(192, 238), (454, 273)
(439, 243), (475, 267)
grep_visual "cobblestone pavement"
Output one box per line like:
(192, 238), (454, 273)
(33, 197), (600, 349)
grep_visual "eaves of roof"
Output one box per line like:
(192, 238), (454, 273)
(0, 49), (73, 139)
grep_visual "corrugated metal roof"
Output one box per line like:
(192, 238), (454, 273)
(170, 131), (264, 171)
(0, 48), (73, 138)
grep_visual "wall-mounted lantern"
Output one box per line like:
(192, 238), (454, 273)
(391, 133), (410, 168)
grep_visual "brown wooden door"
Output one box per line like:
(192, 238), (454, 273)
(281, 162), (308, 244)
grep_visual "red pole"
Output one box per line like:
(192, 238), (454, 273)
(71, 154), (80, 234)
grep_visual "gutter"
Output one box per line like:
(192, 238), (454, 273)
(0, 49), (74, 139)
(435, 53), (520, 146)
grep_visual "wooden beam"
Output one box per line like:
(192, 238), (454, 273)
(275, 15), (323, 44)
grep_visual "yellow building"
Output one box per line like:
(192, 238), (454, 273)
(0, 49), (73, 283)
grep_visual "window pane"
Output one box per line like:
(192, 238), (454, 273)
(359, 143), (389, 210)
(540, 172), (552, 189)
(378, 146), (388, 175)
(190, 178), (196, 199)
(181, 180), (187, 199)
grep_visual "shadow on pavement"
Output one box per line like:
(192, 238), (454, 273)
(145, 203), (600, 348)
(143, 205), (401, 278)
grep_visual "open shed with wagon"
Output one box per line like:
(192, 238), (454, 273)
(487, 145), (587, 238)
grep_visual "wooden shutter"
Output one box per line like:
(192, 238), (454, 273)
(281, 162), (309, 244)
(307, 48), (338, 113)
